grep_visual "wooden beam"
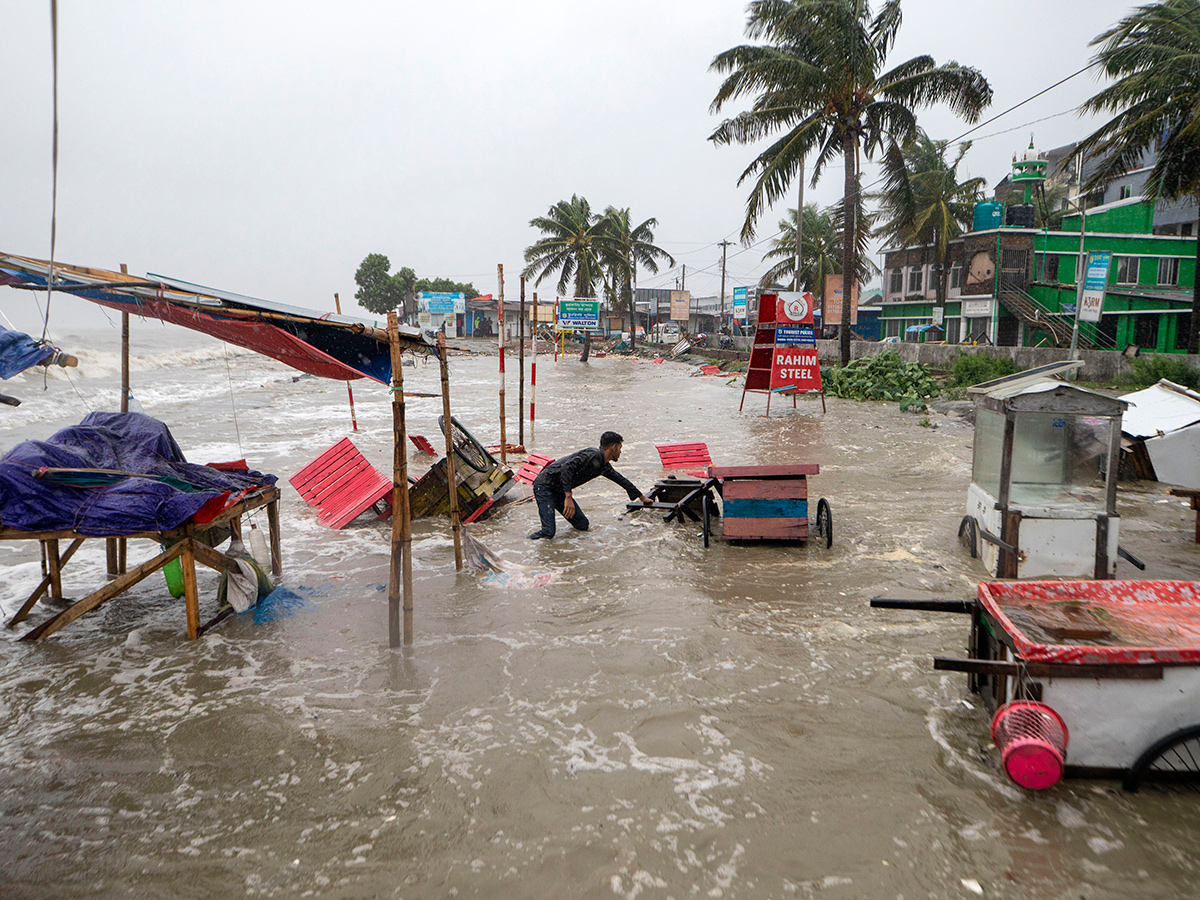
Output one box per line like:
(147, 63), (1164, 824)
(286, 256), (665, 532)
(6, 538), (85, 628)
(21, 541), (188, 641)
(180, 539), (201, 639)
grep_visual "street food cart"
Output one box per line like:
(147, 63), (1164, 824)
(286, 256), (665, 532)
(874, 580), (1200, 791)
(957, 362), (1133, 579)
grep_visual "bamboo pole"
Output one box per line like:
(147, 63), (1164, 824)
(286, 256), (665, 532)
(334, 293), (359, 431)
(518, 275), (525, 449)
(530, 293), (537, 445)
(437, 332), (463, 571)
(497, 264), (507, 464)
(386, 312), (414, 646)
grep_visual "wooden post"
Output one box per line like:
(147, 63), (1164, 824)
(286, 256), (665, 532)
(266, 495), (282, 578)
(518, 275), (525, 449)
(45, 539), (63, 600)
(116, 265), (130, 580)
(386, 312), (414, 646)
(498, 264), (507, 464)
(530, 294), (537, 445)
(334, 293), (359, 431)
(437, 332), (464, 571)
(181, 535), (201, 640)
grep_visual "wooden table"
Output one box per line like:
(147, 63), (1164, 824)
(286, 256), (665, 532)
(1170, 488), (1200, 544)
(1, 486), (281, 641)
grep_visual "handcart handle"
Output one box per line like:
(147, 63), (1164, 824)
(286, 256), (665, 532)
(870, 598), (974, 614)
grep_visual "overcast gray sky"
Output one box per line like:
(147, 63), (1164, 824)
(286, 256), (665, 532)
(2, 0), (1140, 334)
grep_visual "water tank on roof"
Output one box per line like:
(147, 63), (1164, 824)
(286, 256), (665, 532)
(1006, 203), (1036, 228)
(973, 201), (1003, 231)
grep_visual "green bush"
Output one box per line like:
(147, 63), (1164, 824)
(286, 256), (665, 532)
(822, 351), (939, 410)
(943, 353), (1018, 390)
(1118, 354), (1200, 391)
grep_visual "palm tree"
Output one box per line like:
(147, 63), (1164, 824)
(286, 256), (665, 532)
(523, 195), (609, 360)
(873, 130), (986, 309)
(599, 207), (675, 348)
(709, 0), (992, 363)
(1076, 0), (1200, 353)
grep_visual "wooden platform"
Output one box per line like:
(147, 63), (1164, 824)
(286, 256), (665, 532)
(0, 486), (281, 641)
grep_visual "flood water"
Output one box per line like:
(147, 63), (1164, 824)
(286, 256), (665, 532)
(1, 328), (1198, 899)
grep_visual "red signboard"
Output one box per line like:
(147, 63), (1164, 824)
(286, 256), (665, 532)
(769, 292), (821, 393)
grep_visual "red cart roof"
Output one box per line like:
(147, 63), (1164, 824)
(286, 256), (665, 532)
(978, 580), (1200, 665)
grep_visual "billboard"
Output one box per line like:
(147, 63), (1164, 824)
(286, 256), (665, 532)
(417, 291), (465, 315)
(669, 290), (690, 322)
(1078, 251), (1112, 323)
(556, 299), (601, 330)
(732, 286), (748, 321)
(822, 275), (859, 325)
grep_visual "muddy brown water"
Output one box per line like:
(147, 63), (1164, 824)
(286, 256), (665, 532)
(1, 342), (1198, 898)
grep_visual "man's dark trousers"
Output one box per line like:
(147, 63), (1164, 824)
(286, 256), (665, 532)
(529, 484), (589, 538)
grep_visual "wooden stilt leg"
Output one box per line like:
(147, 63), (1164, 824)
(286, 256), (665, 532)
(106, 538), (119, 579)
(266, 497), (282, 577)
(46, 539), (63, 601)
(181, 539), (201, 640)
(118, 537), (127, 574)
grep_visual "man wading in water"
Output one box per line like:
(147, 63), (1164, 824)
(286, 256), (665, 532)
(528, 431), (650, 539)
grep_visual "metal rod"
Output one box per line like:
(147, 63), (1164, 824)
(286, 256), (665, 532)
(518, 275), (525, 449)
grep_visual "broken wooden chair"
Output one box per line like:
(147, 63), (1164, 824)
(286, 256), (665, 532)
(289, 437), (394, 529)
(655, 441), (713, 478)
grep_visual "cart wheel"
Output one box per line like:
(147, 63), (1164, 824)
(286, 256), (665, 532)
(958, 516), (978, 559)
(815, 498), (832, 549)
(438, 415), (493, 472)
(702, 493), (711, 548)
(1124, 724), (1200, 792)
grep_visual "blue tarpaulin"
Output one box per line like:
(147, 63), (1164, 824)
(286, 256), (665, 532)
(0, 412), (277, 535)
(0, 326), (53, 378)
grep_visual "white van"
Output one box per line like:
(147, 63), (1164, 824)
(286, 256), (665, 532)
(654, 322), (682, 343)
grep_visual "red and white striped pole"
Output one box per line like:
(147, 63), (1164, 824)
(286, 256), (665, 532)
(530, 292), (537, 445)
(497, 264), (507, 465)
(333, 293), (358, 431)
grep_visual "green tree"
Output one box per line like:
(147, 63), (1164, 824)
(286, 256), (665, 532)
(759, 203), (842, 311)
(415, 276), (479, 298)
(709, 0), (992, 363)
(1077, 0), (1200, 353)
(598, 207), (674, 348)
(354, 254), (414, 316)
(873, 130), (985, 308)
(523, 195), (610, 360)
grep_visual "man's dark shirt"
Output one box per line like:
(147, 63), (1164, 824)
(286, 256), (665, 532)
(533, 448), (641, 500)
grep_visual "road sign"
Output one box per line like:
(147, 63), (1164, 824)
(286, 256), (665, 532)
(733, 286), (748, 320)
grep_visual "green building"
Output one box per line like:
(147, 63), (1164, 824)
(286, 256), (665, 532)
(879, 143), (1196, 353)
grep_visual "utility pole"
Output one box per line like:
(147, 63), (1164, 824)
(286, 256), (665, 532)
(718, 240), (732, 327)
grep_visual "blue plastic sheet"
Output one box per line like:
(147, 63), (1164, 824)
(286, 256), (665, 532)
(0, 412), (277, 535)
(0, 326), (53, 378)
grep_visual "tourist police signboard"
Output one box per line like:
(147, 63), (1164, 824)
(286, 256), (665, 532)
(1078, 251), (1112, 323)
(770, 291), (821, 393)
(733, 286), (748, 321)
(556, 299), (601, 331)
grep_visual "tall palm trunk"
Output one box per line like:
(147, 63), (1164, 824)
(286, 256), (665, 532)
(839, 133), (856, 365)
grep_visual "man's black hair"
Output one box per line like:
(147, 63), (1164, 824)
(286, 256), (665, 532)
(600, 431), (623, 449)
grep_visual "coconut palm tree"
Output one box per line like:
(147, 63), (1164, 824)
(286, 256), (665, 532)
(709, 0), (992, 363)
(523, 195), (609, 360)
(598, 207), (675, 348)
(1076, 0), (1200, 353)
(873, 130), (986, 309)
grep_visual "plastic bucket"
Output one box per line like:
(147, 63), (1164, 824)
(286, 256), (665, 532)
(991, 700), (1069, 790)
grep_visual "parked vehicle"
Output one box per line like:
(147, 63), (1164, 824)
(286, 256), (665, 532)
(653, 322), (682, 343)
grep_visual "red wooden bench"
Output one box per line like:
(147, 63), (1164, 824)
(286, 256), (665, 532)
(513, 452), (555, 485)
(655, 442), (713, 477)
(699, 364), (721, 376)
(289, 437), (394, 529)
(409, 434), (438, 456)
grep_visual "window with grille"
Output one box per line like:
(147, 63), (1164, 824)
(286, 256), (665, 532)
(1158, 257), (1181, 286)
(949, 264), (961, 290)
(1115, 256), (1138, 284)
(907, 267), (923, 293)
(889, 268), (903, 294)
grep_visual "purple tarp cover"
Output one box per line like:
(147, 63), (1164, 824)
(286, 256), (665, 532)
(0, 412), (277, 536)
(0, 325), (53, 379)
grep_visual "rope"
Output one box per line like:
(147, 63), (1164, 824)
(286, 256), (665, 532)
(43, 0), (59, 342)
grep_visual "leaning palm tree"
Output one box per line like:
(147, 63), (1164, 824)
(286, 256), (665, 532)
(874, 130), (986, 309)
(523, 195), (609, 360)
(1076, 0), (1200, 354)
(599, 207), (675, 348)
(709, 0), (992, 363)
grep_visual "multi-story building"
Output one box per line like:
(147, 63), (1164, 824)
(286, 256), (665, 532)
(879, 141), (1196, 354)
